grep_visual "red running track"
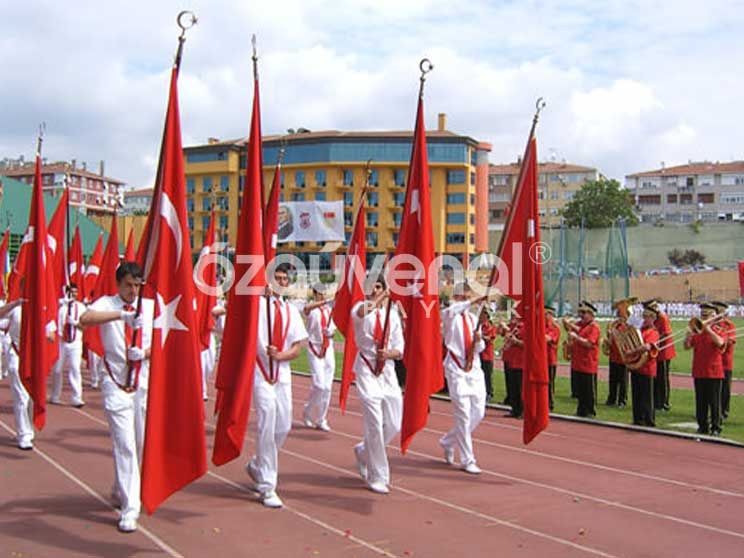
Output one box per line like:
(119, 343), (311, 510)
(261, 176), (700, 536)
(1, 373), (744, 557)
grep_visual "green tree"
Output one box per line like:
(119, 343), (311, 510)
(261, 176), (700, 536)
(560, 178), (639, 228)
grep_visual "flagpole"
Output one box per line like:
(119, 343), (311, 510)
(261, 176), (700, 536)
(65, 171), (71, 288)
(126, 11), (197, 391)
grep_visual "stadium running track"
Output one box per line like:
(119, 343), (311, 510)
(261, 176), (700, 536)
(2, 373), (744, 557)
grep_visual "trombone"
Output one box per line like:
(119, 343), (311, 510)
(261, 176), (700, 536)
(656, 311), (727, 352)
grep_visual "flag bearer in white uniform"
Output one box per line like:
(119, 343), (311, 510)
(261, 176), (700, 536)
(439, 283), (487, 475)
(2, 298), (37, 449)
(302, 284), (336, 431)
(352, 276), (404, 494)
(80, 262), (154, 533)
(0, 297), (10, 379)
(50, 283), (86, 407)
(245, 265), (308, 509)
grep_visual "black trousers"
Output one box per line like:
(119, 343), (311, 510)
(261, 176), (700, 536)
(654, 359), (671, 410)
(607, 361), (629, 406)
(482, 359), (494, 400)
(574, 370), (596, 417)
(508, 368), (523, 417)
(503, 364), (512, 405)
(631, 372), (655, 426)
(548, 365), (556, 410)
(722, 370), (732, 418)
(394, 359), (407, 388)
(694, 378), (723, 434)
(570, 368), (578, 398)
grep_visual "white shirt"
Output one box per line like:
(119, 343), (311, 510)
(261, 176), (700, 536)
(7, 306), (21, 346)
(88, 295), (154, 385)
(351, 301), (404, 376)
(306, 305), (336, 354)
(57, 298), (86, 347)
(441, 300), (484, 373)
(255, 296), (308, 385)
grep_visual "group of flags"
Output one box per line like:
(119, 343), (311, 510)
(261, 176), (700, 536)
(7, 29), (551, 516)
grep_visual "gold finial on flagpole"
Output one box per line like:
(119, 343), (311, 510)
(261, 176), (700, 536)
(174, 11), (197, 69)
(418, 58), (434, 97)
(252, 34), (259, 80)
(36, 122), (46, 156)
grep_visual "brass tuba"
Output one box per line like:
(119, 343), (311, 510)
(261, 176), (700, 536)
(561, 317), (575, 360)
(616, 327), (658, 370)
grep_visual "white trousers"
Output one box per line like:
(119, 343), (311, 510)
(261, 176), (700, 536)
(354, 366), (402, 486)
(200, 339), (216, 400)
(51, 343), (84, 405)
(8, 352), (34, 446)
(101, 377), (147, 522)
(1, 332), (10, 378)
(248, 378), (292, 495)
(303, 347), (335, 425)
(440, 370), (486, 466)
(88, 350), (102, 387)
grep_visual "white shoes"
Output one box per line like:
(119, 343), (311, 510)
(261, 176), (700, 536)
(353, 445), (367, 480)
(367, 481), (390, 494)
(244, 461), (261, 493)
(49, 397), (63, 405)
(317, 420), (331, 432)
(118, 517), (138, 533)
(261, 492), (284, 508)
(303, 415), (315, 428)
(18, 440), (33, 451)
(441, 443), (455, 465)
(463, 462), (482, 475)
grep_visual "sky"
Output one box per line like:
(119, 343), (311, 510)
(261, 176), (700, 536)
(2, 0), (744, 188)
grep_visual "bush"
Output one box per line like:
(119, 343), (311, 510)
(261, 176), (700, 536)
(668, 248), (706, 266)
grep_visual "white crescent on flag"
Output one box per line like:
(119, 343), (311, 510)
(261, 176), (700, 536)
(85, 265), (100, 277)
(160, 192), (183, 266)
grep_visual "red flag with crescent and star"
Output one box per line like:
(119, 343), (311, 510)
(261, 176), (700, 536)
(139, 65), (207, 513)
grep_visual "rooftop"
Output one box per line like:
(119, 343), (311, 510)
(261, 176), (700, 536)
(627, 161), (744, 178)
(1, 161), (125, 185)
(489, 161), (597, 175)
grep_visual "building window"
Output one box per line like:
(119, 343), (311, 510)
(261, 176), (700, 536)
(187, 151), (227, 163)
(344, 212), (353, 226)
(470, 171), (476, 185)
(447, 170), (465, 184)
(220, 176), (229, 192)
(393, 212), (402, 227)
(470, 193), (475, 205)
(447, 212), (466, 224)
(202, 215), (211, 230)
(562, 191), (574, 201)
(219, 197), (229, 210)
(446, 233), (466, 244)
(538, 190), (546, 200)
(735, 176), (744, 186)
(239, 175), (245, 192)
(638, 195), (661, 205)
(291, 193), (305, 202)
(394, 169), (406, 186)
(202, 176), (212, 192)
(368, 212), (379, 227)
(219, 215), (229, 229)
(369, 169), (379, 186)
(345, 230), (352, 243)
(366, 232), (378, 247)
(187, 178), (195, 194)
(667, 194), (678, 204)
(202, 198), (211, 211)
(367, 192), (379, 207)
(343, 192), (353, 206)
(446, 193), (466, 204)
(393, 192), (405, 207)
(721, 193), (744, 204)
(392, 232), (399, 244)
(315, 192), (327, 201)
(295, 171), (305, 188)
(188, 217), (194, 230)
(686, 177), (694, 187)
(680, 194), (693, 205)
(697, 193), (715, 204)
(469, 214), (475, 225)
(187, 198), (194, 212)
(343, 169), (354, 186)
(315, 170), (326, 187)
(469, 234), (475, 245)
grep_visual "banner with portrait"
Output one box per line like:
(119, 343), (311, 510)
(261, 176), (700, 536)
(276, 201), (345, 243)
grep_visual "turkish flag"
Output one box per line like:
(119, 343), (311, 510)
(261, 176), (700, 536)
(68, 226), (85, 300)
(19, 151), (59, 429)
(139, 66), (207, 514)
(125, 228), (135, 261)
(0, 229), (9, 300)
(331, 200), (366, 412)
(195, 209), (217, 350)
(7, 227), (32, 302)
(518, 138), (550, 444)
(738, 262), (744, 297)
(48, 187), (69, 297)
(212, 69), (266, 466)
(263, 160), (281, 263)
(83, 234), (103, 301)
(85, 214), (120, 357)
(390, 95), (444, 453)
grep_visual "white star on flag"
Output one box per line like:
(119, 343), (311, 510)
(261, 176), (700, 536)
(410, 190), (421, 225)
(154, 292), (188, 347)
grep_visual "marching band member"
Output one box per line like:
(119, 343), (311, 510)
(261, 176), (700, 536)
(2, 297), (39, 450)
(498, 314), (516, 407)
(244, 264), (308, 508)
(302, 284), (336, 431)
(629, 306), (660, 427)
(439, 283), (488, 474)
(566, 301), (601, 418)
(352, 275), (404, 494)
(504, 310), (525, 418)
(712, 301), (736, 420)
(544, 306), (560, 411)
(604, 297), (636, 408)
(479, 307), (497, 402)
(684, 302), (725, 436)
(79, 262), (154, 532)
(50, 283), (86, 408)
(645, 299), (675, 412)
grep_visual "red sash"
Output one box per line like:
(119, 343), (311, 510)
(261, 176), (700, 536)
(258, 300), (291, 384)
